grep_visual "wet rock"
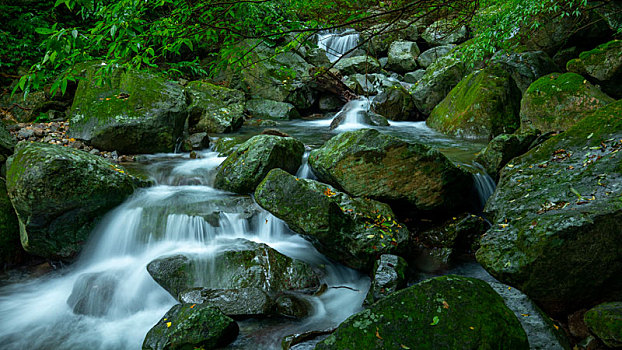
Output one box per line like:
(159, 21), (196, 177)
(305, 47), (330, 66)
(520, 72), (615, 134)
(474, 132), (538, 180)
(491, 50), (558, 93)
(213, 134), (304, 194)
(69, 66), (187, 154)
(329, 102), (389, 130)
(186, 132), (210, 150)
(0, 123), (16, 167)
(364, 254), (408, 305)
(584, 302), (622, 348)
(343, 74), (376, 95)
(67, 272), (119, 317)
(316, 275), (528, 349)
(403, 69), (426, 84)
(411, 56), (467, 115)
(255, 168), (409, 271)
(417, 45), (455, 69)
(371, 83), (418, 121)
(142, 303), (238, 350)
(428, 64), (522, 140)
(5, 142), (137, 259)
(274, 293), (312, 318)
(334, 56), (381, 76)
(211, 135), (251, 157)
(179, 287), (272, 318)
(386, 41), (420, 73)
(245, 99), (300, 120)
(318, 95), (344, 112)
(567, 39), (622, 98)
(186, 81), (245, 134)
(422, 19), (468, 46)
(308, 129), (473, 213)
(476, 100), (622, 309)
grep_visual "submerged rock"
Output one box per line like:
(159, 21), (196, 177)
(186, 81), (245, 134)
(476, 100), (622, 309)
(364, 254), (408, 305)
(5, 142), (137, 259)
(316, 275), (529, 349)
(142, 303), (238, 350)
(67, 272), (119, 317)
(213, 134), (304, 194)
(567, 39), (622, 98)
(308, 129), (473, 213)
(584, 301), (622, 348)
(255, 168), (409, 271)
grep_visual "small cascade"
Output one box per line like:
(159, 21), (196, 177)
(295, 150), (317, 180)
(317, 29), (360, 62)
(330, 98), (371, 131)
(472, 166), (496, 209)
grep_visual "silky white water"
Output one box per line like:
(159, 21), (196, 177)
(0, 151), (369, 350)
(317, 29), (360, 62)
(332, 98), (371, 131)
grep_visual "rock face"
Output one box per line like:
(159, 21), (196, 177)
(245, 99), (300, 120)
(186, 81), (245, 133)
(69, 67), (187, 154)
(334, 56), (381, 76)
(477, 101), (622, 309)
(365, 254), (408, 305)
(371, 84), (418, 121)
(315, 275), (529, 349)
(422, 19), (468, 46)
(584, 302), (622, 348)
(427, 65), (521, 140)
(213, 135), (304, 194)
(474, 132), (538, 180)
(386, 41), (420, 73)
(491, 50), (558, 93)
(142, 303), (238, 350)
(147, 240), (320, 298)
(520, 72), (615, 133)
(255, 169), (409, 271)
(411, 56), (467, 115)
(67, 272), (119, 317)
(5, 142), (137, 259)
(0, 178), (23, 266)
(308, 129), (473, 213)
(417, 45), (455, 69)
(567, 39), (622, 98)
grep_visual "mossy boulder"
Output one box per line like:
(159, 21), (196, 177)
(491, 50), (558, 93)
(422, 19), (468, 46)
(404, 69), (426, 84)
(371, 84), (418, 121)
(185, 81), (245, 134)
(344, 74), (376, 96)
(179, 287), (273, 318)
(0, 178), (24, 266)
(334, 56), (381, 76)
(584, 302), (622, 348)
(213, 134), (304, 194)
(69, 66), (187, 154)
(6, 142), (137, 259)
(520, 72), (615, 133)
(417, 45), (455, 69)
(309, 129), (473, 213)
(566, 40), (622, 98)
(474, 132), (538, 180)
(364, 254), (408, 305)
(427, 64), (521, 140)
(142, 303), (238, 350)
(411, 56), (467, 115)
(211, 135), (251, 157)
(245, 99), (300, 120)
(476, 100), (622, 308)
(315, 275), (529, 350)
(386, 41), (420, 73)
(147, 239), (320, 298)
(255, 168), (409, 271)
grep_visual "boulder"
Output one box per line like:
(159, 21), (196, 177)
(185, 81), (245, 133)
(309, 129), (472, 213)
(567, 39), (622, 98)
(476, 100), (622, 309)
(422, 19), (468, 46)
(386, 41), (420, 73)
(213, 134), (304, 194)
(274, 293), (312, 319)
(474, 132), (538, 180)
(0, 91), (69, 123)
(316, 275), (529, 349)
(0, 123), (16, 164)
(411, 56), (467, 115)
(403, 69), (426, 84)
(343, 74), (376, 95)
(5, 142), (137, 259)
(491, 50), (558, 93)
(318, 95), (344, 112)
(364, 254), (408, 305)
(67, 272), (119, 317)
(427, 64), (522, 140)
(371, 84), (418, 121)
(334, 56), (381, 76)
(245, 99), (300, 120)
(0, 178), (23, 266)
(417, 45), (455, 68)
(179, 288), (272, 318)
(255, 169), (409, 271)
(211, 135), (251, 157)
(584, 302), (622, 348)
(520, 72), (615, 133)
(147, 239), (320, 298)
(69, 67), (187, 154)
(361, 21), (421, 56)
(142, 303), (238, 350)
(186, 132), (210, 151)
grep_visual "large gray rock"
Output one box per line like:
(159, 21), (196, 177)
(334, 56), (381, 76)
(411, 56), (467, 115)
(255, 168), (409, 271)
(417, 45), (455, 68)
(245, 99), (300, 120)
(491, 50), (558, 93)
(371, 84), (418, 121)
(179, 288), (272, 318)
(343, 74), (376, 95)
(474, 132), (538, 180)
(364, 254), (408, 305)
(69, 66), (187, 154)
(386, 41), (420, 73)
(422, 19), (468, 46)
(6, 142), (137, 259)
(186, 81), (245, 134)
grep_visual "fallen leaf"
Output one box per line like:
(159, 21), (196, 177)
(400, 345), (410, 349)
(442, 301), (449, 309)
(166, 322), (172, 327)
(375, 327), (383, 339)
(430, 316), (440, 326)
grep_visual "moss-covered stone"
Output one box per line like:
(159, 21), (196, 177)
(69, 66), (187, 153)
(417, 45), (455, 69)
(334, 56), (381, 76)
(584, 301), (622, 348)
(386, 41), (420, 73)
(255, 169), (409, 271)
(213, 134), (304, 194)
(364, 254), (408, 305)
(147, 239), (320, 298)
(308, 129), (473, 213)
(474, 132), (538, 180)
(411, 56), (467, 115)
(476, 100), (622, 308)
(245, 99), (300, 120)
(179, 287), (273, 318)
(315, 275), (529, 350)
(142, 303), (238, 350)
(0, 178), (24, 266)
(371, 84), (418, 121)
(5, 142), (137, 259)
(211, 135), (251, 157)
(428, 64), (522, 140)
(491, 50), (558, 93)
(566, 40), (622, 98)
(186, 81), (245, 133)
(520, 72), (615, 133)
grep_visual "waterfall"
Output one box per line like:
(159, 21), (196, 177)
(317, 29), (360, 62)
(472, 165), (496, 209)
(296, 150), (317, 180)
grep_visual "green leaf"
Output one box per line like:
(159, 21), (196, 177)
(35, 27), (55, 35)
(430, 316), (440, 326)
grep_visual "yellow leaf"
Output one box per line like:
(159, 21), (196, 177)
(400, 345), (411, 349)
(190, 304), (196, 309)
(469, 326), (475, 330)
(442, 301), (449, 309)
(375, 327), (383, 339)
(553, 324), (559, 330)
(166, 322), (172, 328)
(521, 313), (530, 317)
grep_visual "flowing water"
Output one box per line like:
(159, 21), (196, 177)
(316, 29), (360, 62)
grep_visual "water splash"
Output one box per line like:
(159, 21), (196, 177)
(295, 150), (317, 180)
(471, 164), (496, 209)
(330, 98), (371, 131)
(317, 29), (360, 62)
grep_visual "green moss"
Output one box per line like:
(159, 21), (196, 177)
(584, 302), (622, 348)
